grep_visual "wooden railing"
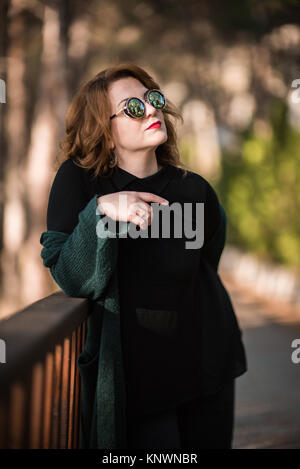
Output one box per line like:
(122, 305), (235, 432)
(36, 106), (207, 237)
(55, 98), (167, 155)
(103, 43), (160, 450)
(0, 291), (90, 449)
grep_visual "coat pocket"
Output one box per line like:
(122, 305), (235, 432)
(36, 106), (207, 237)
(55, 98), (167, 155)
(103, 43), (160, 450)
(135, 307), (178, 338)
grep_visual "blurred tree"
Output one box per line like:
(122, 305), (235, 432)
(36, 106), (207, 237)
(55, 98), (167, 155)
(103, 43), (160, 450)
(22, 0), (72, 304)
(0, 0), (72, 318)
(1, 0), (300, 316)
(1, 0), (28, 315)
(0, 0), (9, 295)
(219, 97), (300, 272)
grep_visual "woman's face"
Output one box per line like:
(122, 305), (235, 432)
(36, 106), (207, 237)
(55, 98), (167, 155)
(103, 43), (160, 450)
(108, 76), (168, 156)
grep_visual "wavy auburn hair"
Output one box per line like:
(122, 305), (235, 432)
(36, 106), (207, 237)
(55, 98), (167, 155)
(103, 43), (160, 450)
(56, 62), (189, 180)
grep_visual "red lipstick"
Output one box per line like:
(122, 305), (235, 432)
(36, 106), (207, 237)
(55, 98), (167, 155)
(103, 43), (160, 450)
(146, 121), (161, 130)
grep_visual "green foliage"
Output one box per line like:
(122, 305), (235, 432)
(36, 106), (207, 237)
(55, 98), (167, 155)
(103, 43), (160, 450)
(217, 98), (300, 269)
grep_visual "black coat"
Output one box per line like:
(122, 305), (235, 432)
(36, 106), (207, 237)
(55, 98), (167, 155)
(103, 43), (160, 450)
(41, 159), (247, 448)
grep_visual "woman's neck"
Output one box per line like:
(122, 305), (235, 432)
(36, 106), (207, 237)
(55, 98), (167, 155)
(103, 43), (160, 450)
(116, 157), (161, 179)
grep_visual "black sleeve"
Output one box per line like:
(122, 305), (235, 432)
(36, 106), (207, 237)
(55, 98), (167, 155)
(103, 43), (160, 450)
(46, 159), (90, 234)
(204, 180), (221, 246)
(199, 180), (226, 272)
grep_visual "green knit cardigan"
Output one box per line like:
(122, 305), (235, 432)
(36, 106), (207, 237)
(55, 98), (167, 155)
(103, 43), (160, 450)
(40, 194), (227, 449)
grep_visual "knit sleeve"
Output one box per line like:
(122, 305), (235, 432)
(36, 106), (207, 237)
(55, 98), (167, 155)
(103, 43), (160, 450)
(201, 181), (226, 272)
(40, 159), (130, 300)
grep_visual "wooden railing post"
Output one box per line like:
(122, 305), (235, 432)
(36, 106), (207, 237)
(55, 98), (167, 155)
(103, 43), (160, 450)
(0, 292), (90, 449)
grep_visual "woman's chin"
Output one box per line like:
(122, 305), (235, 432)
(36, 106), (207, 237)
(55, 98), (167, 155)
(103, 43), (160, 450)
(147, 131), (168, 145)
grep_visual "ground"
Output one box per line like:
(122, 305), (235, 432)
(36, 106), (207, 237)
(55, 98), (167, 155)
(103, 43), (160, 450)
(220, 271), (300, 449)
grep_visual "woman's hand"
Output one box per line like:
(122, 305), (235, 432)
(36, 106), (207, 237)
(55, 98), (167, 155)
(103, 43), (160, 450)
(97, 191), (169, 230)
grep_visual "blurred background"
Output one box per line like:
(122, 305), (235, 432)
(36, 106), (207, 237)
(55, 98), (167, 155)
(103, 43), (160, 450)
(1, 0), (300, 448)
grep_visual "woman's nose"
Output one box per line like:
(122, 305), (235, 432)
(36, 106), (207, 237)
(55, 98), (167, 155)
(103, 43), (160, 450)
(144, 101), (158, 117)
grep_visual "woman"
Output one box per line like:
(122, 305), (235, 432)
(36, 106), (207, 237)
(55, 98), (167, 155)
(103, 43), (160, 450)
(40, 63), (247, 449)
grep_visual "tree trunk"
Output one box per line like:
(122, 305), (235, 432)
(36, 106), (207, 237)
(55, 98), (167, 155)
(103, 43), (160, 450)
(0, 0), (71, 319)
(0, 0), (10, 298)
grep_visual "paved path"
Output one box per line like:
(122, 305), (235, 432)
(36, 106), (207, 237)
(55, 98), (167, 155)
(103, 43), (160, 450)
(220, 270), (300, 449)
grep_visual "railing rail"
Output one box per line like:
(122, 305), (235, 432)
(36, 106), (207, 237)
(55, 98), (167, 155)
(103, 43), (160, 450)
(0, 291), (90, 449)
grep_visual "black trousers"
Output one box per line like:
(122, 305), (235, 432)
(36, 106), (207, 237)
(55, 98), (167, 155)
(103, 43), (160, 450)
(127, 378), (235, 449)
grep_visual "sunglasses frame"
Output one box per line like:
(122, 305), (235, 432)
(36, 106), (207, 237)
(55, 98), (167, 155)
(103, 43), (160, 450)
(110, 89), (166, 120)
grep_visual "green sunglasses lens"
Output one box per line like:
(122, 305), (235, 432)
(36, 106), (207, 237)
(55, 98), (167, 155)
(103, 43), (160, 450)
(148, 90), (165, 109)
(127, 98), (145, 118)
(125, 91), (165, 118)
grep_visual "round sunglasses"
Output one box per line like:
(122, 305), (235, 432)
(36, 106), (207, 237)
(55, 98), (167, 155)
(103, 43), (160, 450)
(110, 89), (166, 120)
